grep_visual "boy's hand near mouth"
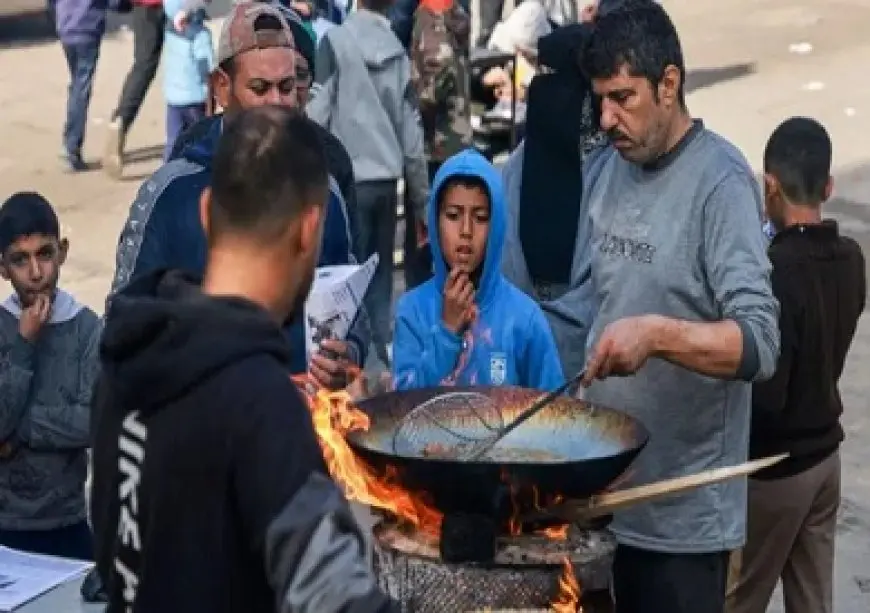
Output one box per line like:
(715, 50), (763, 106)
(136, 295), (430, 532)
(19, 293), (51, 342)
(442, 267), (475, 333)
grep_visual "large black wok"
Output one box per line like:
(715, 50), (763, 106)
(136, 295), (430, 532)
(347, 386), (649, 521)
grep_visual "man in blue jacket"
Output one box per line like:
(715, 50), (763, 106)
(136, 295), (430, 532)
(110, 1), (367, 389)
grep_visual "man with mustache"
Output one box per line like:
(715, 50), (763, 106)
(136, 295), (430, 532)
(576, 4), (779, 613)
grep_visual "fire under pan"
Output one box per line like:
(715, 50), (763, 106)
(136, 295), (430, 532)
(373, 522), (615, 612)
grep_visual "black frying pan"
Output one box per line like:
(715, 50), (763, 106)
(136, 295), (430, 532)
(346, 386), (649, 520)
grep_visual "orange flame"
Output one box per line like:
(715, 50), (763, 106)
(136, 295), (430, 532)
(294, 369), (572, 543)
(505, 478), (570, 540)
(293, 374), (443, 535)
(551, 558), (582, 613)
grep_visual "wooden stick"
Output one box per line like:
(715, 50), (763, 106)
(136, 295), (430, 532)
(523, 454), (789, 523)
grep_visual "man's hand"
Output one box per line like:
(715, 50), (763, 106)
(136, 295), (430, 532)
(309, 339), (356, 391)
(581, 315), (663, 386)
(19, 294), (51, 342)
(442, 268), (475, 334)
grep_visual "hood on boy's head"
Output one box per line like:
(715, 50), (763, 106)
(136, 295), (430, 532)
(427, 149), (506, 305)
(344, 10), (405, 68)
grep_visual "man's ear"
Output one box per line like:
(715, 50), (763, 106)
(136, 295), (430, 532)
(297, 204), (323, 256)
(658, 64), (682, 107)
(212, 69), (231, 112)
(199, 186), (212, 236)
(762, 173), (779, 199)
(57, 238), (69, 266)
(823, 176), (834, 202)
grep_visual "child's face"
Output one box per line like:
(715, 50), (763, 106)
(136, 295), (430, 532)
(0, 235), (67, 307)
(438, 184), (490, 275)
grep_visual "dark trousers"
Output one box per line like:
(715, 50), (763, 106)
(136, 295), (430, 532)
(114, 4), (165, 129)
(403, 161), (440, 290)
(613, 544), (729, 613)
(355, 180), (398, 360)
(62, 40), (101, 155)
(165, 103), (207, 161)
(0, 520), (94, 560)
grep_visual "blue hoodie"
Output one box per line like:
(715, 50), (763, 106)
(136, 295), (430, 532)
(392, 150), (564, 390)
(110, 118), (367, 373)
(162, 0), (215, 107)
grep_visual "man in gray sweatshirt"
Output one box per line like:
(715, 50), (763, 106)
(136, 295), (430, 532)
(308, 0), (429, 366)
(576, 5), (780, 613)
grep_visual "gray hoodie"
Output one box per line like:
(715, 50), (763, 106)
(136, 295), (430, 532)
(0, 290), (101, 531)
(308, 9), (429, 217)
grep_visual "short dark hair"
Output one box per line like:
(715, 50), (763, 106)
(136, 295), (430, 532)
(0, 192), (60, 255)
(209, 106), (329, 241)
(580, 3), (686, 104)
(764, 117), (832, 205)
(437, 175), (491, 211)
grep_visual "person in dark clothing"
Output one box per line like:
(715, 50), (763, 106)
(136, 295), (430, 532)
(726, 118), (866, 613)
(112, 1), (368, 387)
(49, 0), (109, 172)
(103, 0), (166, 179)
(92, 106), (396, 613)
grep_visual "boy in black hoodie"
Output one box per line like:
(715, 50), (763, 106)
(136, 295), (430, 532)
(91, 107), (395, 613)
(726, 118), (866, 613)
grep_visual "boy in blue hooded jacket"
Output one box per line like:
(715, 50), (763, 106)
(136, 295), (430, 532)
(393, 149), (564, 390)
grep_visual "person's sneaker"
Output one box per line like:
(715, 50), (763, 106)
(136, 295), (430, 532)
(103, 118), (125, 179)
(63, 151), (88, 173)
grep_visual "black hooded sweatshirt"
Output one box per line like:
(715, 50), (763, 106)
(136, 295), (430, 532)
(91, 270), (395, 613)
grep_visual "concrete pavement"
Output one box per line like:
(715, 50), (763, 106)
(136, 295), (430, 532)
(0, 0), (868, 611)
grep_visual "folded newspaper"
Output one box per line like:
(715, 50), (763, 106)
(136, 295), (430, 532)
(304, 254), (378, 360)
(0, 546), (91, 611)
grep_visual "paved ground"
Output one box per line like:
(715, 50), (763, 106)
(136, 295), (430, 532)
(1, 0), (869, 611)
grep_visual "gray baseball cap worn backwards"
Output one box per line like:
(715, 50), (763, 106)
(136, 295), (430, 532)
(217, 1), (297, 66)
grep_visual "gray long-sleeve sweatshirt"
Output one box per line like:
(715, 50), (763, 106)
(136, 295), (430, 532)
(307, 9), (430, 218)
(582, 121), (780, 554)
(0, 290), (101, 531)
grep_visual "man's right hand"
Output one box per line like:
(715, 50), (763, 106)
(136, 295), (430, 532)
(19, 294), (50, 342)
(442, 268), (475, 334)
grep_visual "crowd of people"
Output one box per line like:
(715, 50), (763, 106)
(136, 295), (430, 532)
(1, 0), (866, 612)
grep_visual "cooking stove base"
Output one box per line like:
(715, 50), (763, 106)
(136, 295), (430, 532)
(373, 521), (615, 612)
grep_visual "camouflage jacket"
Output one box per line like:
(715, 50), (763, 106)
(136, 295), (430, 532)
(411, 2), (473, 162)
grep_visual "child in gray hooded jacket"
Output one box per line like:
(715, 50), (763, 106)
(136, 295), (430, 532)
(0, 192), (101, 560)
